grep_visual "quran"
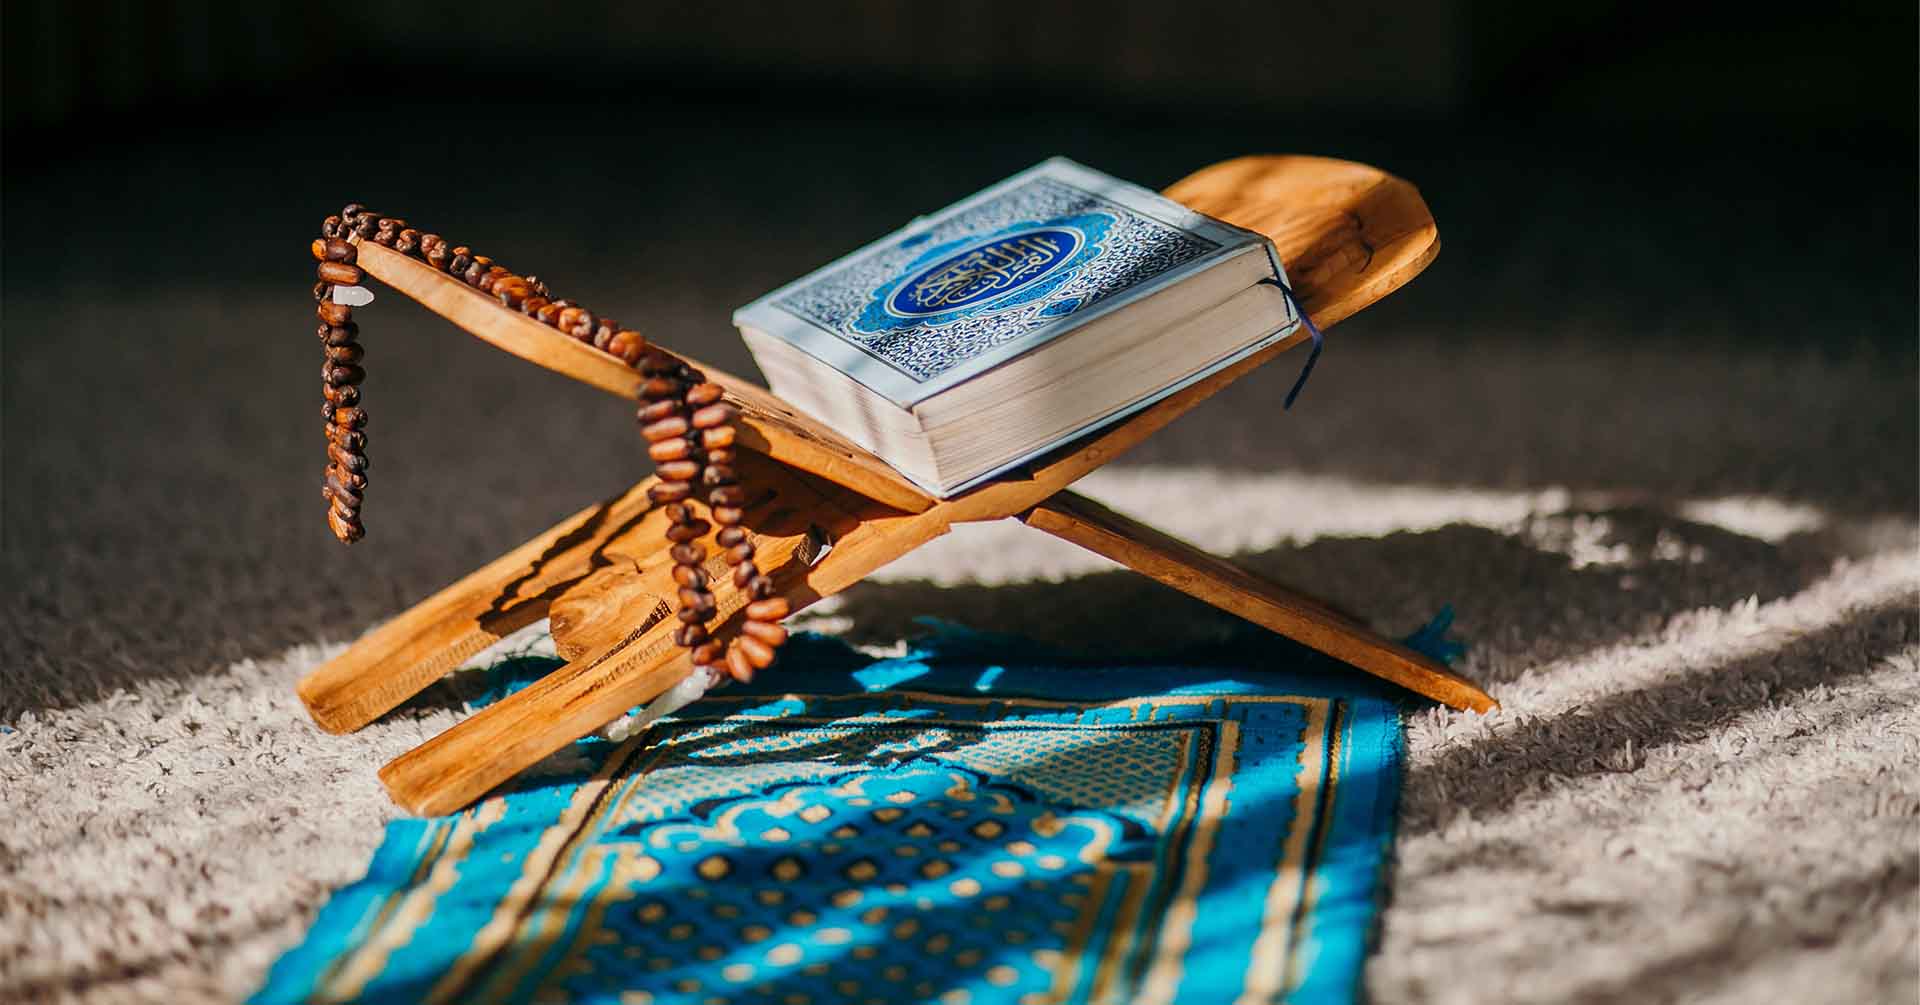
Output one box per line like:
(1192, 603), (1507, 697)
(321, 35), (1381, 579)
(735, 157), (1299, 496)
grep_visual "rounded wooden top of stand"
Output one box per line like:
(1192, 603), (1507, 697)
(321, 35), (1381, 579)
(351, 154), (1437, 516)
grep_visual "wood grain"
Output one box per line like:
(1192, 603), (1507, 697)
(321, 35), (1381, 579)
(1024, 490), (1497, 713)
(379, 457), (949, 815)
(296, 478), (661, 733)
(352, 240), (935, 515)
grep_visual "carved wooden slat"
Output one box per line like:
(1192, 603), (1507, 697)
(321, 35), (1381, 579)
(352, 239), (936, 515)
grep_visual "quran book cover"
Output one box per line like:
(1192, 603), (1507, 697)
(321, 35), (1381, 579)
(734, 157), (1290, 409)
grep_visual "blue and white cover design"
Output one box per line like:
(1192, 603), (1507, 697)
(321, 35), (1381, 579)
(735, 157), (1285, 408)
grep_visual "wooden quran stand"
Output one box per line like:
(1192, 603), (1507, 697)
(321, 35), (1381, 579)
(298, 155), (1497, 816)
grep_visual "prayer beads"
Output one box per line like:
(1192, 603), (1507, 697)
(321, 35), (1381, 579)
(306, 203), (787, 682)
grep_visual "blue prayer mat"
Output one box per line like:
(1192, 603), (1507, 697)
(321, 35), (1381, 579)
(256, 631), (1404, 1005)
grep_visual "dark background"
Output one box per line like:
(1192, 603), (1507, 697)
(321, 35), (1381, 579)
(3, 2), (1915, 712)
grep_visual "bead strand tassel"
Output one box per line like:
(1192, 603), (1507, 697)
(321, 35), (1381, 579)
(307, 203), (788, 683)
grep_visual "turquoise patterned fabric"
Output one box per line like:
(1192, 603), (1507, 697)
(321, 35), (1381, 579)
(255, 631), (1404, 1005)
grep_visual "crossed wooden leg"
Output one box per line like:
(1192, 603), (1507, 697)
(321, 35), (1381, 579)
(358, 456), (951, 814)
(1022, 490), (1495, 712)
(302, 463), (1491, 814)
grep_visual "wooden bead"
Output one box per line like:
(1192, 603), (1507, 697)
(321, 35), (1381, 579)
(325, 342), (364, 364)
(329, 509), (362, 537)
(725, 541), (754, 563)
(672, 564), (707, 589)
(325, 474), (363, 508)
(322, 383), (360, 406)
(325, 462), (366, 490)
(705, 448), (736, 466)
(674, 624), (708, 647)
(693, 640), (726, 666)
(711, 506), (744, 526)
(691, 403), (737, 429)
(520, 295), (549, 316)
(353, 216), (378, 239)
(323, 238), (356, 263)
(675, 606), (707, 625)
(685, 382), (725, 407)
(536, 300), (568, 325)
(327, 443), (368, 472)
(641, 377), (682, 399)
(731, 562), (758, 588)
(495, 281), (530, 309)
(700, 426), (736, 449)
(677, 365), (707, 385)
(701, 464), (737, 487)
(746, 597), (791, 622)
(708, 485), (747, 508)
(317, 301), (352, 324)
(463, 260), (489, 285)
(395, 229), (420, 253)
(747, 574), (778, 599)
(322, 491), (357, 519)
(725, 642), (756, 683)
(647, 438), (692, 462)
(324, 363), (365, 387)
(324, 425), (365, 450)
(327, 508), (363, 543)
(323, 323), (359, 346)
(670, 543), (706, 565)
(325, 461), (363, 491)
(311, 238), (327, 261)
(664, 519), (710, 542)
(312, 280), (331, 302)
(322, 215), (344, 238)
(676, 587), (710, 610)
(647, 481), (693, 504)
(640, 354), (679, 377)
(331, 406), (368, 429)
(663, 503), (695, 524)
(715, 527), (748, 547)
(741, 620), (788, 647)
(607, 330), (646, 363)
(614, 334), (647, 365)
(737, 635), (776, 670)
(561, 308), (595, 338)
(642, 416), (689, 442)
(655, 459), (701, 482)
(638, 399), (682, 423)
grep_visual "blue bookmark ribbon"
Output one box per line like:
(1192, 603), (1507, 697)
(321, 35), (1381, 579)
(1400, 605), (1467, 666)
(1257, 276), (1323, 409)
